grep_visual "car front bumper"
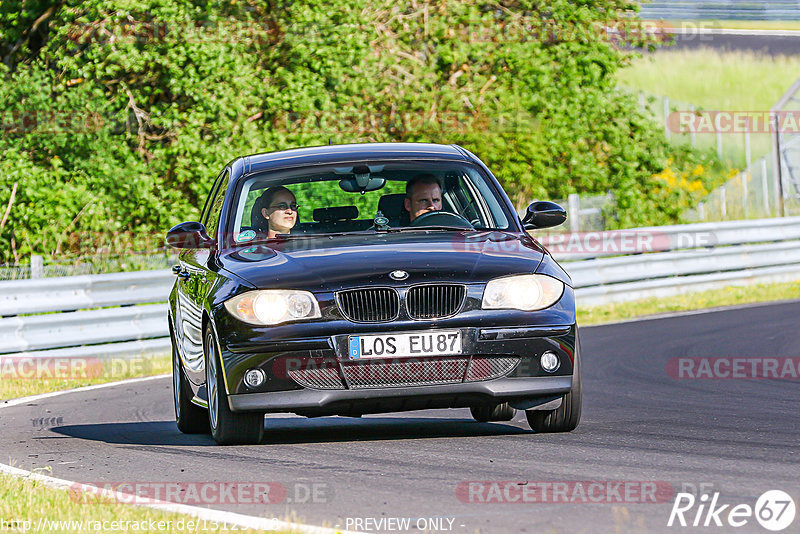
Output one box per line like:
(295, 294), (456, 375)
(228, 375), (571, 416)
(217, 322), (577, 416)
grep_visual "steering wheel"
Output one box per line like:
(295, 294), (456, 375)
(409, 210), (474, 229)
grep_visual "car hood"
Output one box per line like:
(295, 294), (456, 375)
(219, 231), (545, 291)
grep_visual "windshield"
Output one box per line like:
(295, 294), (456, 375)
(229, 161), (512, 243)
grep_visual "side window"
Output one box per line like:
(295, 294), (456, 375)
(201, 170), (225, 226)
(204, 170), (230, 239)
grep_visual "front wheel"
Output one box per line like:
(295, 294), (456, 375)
(172, 329), (209, 434)
(526, 336), (582, 433)
(470, 403), (516, 422)
(205, 327), (264, 445)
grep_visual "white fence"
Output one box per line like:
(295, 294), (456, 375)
(1, 217), (799, 360)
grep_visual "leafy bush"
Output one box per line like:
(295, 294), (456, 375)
(0, 0), (727, 263)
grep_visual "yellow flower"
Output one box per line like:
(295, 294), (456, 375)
(688, 179), (705, 194)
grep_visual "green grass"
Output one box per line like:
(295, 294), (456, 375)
(0, 473), (277, 533)
(619, 49), (800, 110)
(0, 354), (171, 402)
(618, 49), (800, 168)
(578, 280), (800, 325)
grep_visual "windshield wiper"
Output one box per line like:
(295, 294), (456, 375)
(388, 225), (473, 232)
(274, 230), (378, 239)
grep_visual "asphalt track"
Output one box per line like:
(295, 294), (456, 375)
(3, 300), (799, 533)
(666, 30), (800, 56)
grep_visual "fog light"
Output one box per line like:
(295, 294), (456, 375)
(540, 352), (560, 373)
(244, 369), (266, 388)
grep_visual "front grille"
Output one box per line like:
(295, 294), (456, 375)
(336, 288), (399, 323)
(341, 357), (470, 389)
(288, 367), (344, 390)
(287, 356), (521, 390)
(406, 284), (466, 319)
(464, 356), (520, 382)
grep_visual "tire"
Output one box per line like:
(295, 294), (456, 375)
(205, 327), (264, 445)
(470, 402), (516, 422)
(526, 335), (582, 433)
(172, 330), (209, 434)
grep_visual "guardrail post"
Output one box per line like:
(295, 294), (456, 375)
(30, 255), (43, 279)
(742, 172), (748, 218)
(568, 193), (580, 233)
(720, 186), (727, 219)
(761, 159), (770, 215)
(772, 111), (786, 217)
(745, 118), (752, 171)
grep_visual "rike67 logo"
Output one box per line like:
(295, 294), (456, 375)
(668, 490), (796, 531)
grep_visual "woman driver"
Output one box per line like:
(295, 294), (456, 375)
(251, 186), (298, 238)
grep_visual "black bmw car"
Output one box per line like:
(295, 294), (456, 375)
(167, 143), (581, 445)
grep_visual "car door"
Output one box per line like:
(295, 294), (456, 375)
(177, 169), (230, 384)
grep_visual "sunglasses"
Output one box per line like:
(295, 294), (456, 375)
(269, 202), (300, 211)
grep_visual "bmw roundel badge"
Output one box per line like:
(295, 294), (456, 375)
(389, 270), (409, 280)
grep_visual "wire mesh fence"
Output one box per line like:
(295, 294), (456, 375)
(684, 155), (788, 221)
(0, 252), (178, 281)
(626, 88), (770, 170)
(627, 80), (800, 222)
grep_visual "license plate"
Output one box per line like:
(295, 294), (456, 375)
(348, 330), (462, 359)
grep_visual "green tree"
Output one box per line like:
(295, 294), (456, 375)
(0, 0), (726, 263)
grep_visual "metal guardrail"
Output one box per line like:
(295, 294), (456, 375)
(0, 217), (798, 361)
(4, 338), (172, 361)
(566, 240), (800, 287)
(574, 263), (800, 306)
(545, 216), (800, 261)
(567, 242), (800, 306)
(0, 304), (167, 354)
(0, 270), (173, 316)
(640, 1), (800, 20)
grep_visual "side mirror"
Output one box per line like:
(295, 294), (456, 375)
(166, 221), (214, 249)
(522, 201), (567, 230)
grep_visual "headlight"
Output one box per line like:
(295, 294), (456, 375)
(224, 290), (321, 325)
(481, 274), (564, 311)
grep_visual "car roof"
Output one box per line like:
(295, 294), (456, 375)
(237, 143), (471, 177)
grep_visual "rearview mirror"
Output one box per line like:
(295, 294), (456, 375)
(338, 176), (386, 193)
(522, 201), (567, 230)
(166, 221), (214, 249)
